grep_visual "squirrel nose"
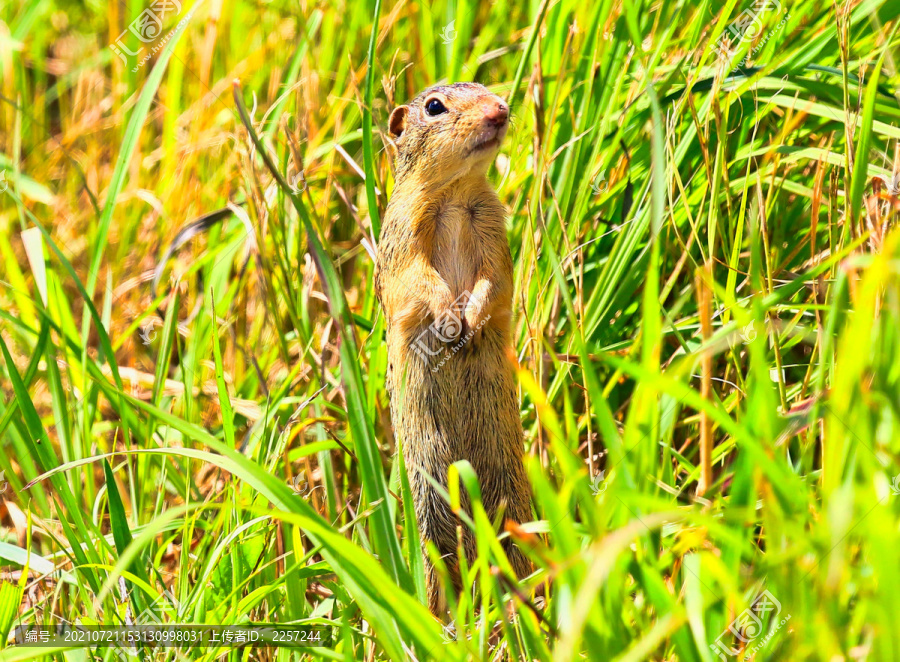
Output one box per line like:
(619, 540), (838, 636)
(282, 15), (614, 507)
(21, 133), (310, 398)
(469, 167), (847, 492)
(482, 101), (509, 125)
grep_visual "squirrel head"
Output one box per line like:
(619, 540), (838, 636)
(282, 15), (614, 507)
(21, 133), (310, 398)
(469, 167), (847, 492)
(388, 82), (509, 186)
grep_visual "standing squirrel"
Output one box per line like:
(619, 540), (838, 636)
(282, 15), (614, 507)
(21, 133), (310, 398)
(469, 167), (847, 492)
(374, 82), (532, 613)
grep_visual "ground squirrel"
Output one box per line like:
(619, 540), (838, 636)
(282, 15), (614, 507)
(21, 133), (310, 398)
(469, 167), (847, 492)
(374, 82), (532, 613)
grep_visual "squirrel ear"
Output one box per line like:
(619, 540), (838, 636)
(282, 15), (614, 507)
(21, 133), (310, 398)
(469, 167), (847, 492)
(389, 105), (408, 138)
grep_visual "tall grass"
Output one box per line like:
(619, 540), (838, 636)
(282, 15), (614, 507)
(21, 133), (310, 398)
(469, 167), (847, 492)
(1, 0), (900, 659)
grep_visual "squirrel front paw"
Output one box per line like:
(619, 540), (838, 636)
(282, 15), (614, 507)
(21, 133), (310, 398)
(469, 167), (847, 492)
(464, 290), (488, 327)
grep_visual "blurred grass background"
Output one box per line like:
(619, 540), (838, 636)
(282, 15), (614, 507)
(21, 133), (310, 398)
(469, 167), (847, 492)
(1, 0), (900, 659)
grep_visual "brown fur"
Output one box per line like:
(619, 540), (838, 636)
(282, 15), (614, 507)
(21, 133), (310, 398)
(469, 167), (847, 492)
(374, 83), (532, 614)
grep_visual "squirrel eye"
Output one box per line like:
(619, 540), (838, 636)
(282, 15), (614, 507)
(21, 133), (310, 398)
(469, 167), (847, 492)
(425, 98), (447, 116)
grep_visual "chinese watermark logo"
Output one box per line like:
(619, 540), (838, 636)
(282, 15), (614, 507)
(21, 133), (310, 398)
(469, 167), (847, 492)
(137, 590), (179, 626)
(139, 319), (157, 346)
(113, 590), (179, 661)
(289, 171), (307, 194)
(712, 0), (789, 64)
(740, 321), (757, 344)
(590, 470), (608, 495)
(710, 589), (790, 659)
(890, 474), (900, 496)
(110, 0), (195, 72)
(289, 475), (323, 498)
(441, 620), (457, 644)
(590, 171), (608, 195)
(411, 291), (490, 372)
(0, 170), (8, 193)
(440, 21), (457, 45)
